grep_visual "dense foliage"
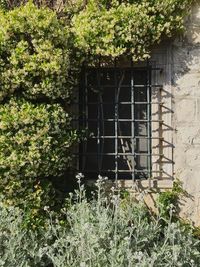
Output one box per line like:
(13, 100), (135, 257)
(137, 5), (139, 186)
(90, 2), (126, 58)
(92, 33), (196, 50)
(0, 98), (76, 208)
(72, 0), (193, 60)
(0, 178), (199, 267)
(0, 99), (74, 180)
(0, 3), (73, 101)
(0, 3), (79, 215)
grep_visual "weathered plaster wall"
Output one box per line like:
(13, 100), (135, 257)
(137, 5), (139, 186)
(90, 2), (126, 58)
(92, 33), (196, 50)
(173, 2), (200, 225)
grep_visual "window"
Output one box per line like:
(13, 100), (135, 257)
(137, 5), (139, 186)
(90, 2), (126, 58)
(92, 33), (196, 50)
(77, 63), (154, 181)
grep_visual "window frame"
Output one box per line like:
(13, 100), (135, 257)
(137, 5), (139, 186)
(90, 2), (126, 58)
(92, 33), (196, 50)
(73, 50), (173, 190)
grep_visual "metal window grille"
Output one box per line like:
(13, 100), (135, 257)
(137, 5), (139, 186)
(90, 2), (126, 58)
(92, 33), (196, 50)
(75, 61), (163, 181)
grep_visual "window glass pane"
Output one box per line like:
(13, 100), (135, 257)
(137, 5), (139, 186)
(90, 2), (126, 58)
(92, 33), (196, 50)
(103, 138), (115, 153)
(134, 87), (147, 102)
(118, 87), (131, 102)
(135, 155), (148, 170)
(135, 122), (147, 136)
(119, 104), (131, 119)
(135, 104), (147, 120)
(102, 122), (115, 136)
(118, 122), (131, 136)
(135, 138), (148, 153)
(85, 155), (98, 171)
(102, 87), (115, 102)
(86, 139), (98, 153)
(88, 104), (98, 119)
(102, 156), (115, 170)
(103, 104), (115, 119)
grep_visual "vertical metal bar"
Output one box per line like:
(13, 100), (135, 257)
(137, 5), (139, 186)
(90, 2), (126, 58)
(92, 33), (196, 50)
(114, 62), (118, 182)
(97, 69), (101, 175)
(147, 60), (152, 187)
(131, 62), (135, 182)
(82, 68), (88, 172)
(159, 87), (163, 179)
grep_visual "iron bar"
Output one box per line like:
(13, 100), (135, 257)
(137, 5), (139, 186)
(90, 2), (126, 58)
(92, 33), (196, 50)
(81, 170), (163, 173)
(147, 60), (152, 186)
(114, 66), (118, 181)
(97, 70), (101, 173)
(89, 136), (164, 139)
(76, 119), (163, 122)
(76, 153), (163, 156)
(131, 65), (135, 182)
(86, 66), (163, 71)
(85, 102), (163, 104)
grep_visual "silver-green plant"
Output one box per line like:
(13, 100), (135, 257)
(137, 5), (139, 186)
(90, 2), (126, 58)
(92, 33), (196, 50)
(0, 203), (47, 267)
(0, 176), (199, 267)
(40, 176), (200, 267)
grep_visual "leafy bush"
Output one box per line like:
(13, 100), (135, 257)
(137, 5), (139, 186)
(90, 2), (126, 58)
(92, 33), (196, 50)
(0, 2), (80, 216)
(72, 0), (193, 60)
(157, 180), (188, 220)
(0, 98), (77, 212)
(0, 2), (73, 101)
(0, 177), (199, 266)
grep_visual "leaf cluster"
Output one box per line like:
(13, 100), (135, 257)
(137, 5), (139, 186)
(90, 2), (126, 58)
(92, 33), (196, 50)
(0, 2), (73, 101)
(72, 0), (193, 60)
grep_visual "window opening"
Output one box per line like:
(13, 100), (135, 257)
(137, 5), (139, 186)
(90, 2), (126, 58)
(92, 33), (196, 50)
(76, 62), (157, 181)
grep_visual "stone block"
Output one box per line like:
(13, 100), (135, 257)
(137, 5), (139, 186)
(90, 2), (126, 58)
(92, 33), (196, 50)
(175, 125), (200, 145)
(174, 98), (196, 123)
(173, 73), (200, 96)
(185, 147), (200, 168)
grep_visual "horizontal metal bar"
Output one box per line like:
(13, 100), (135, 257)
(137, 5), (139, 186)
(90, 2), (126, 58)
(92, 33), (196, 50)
(76, 153), (163, 156)
(85, 102), (164, 105)
(86, 66), (163, 71)
(75, 119), (163, 122)
(83, 85), (163, 90)
(78, 170), (164, 173)
(89, 136), (164, 139)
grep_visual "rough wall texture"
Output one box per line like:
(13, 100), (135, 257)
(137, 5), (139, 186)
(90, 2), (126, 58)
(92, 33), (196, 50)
(172, 1), (200, 225)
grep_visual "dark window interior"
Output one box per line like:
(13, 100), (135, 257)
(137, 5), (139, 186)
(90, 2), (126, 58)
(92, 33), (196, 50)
(79, 67), (152, 180)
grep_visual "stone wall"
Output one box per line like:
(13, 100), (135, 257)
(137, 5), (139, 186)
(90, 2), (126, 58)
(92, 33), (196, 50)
(172, 1), (200, 225)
